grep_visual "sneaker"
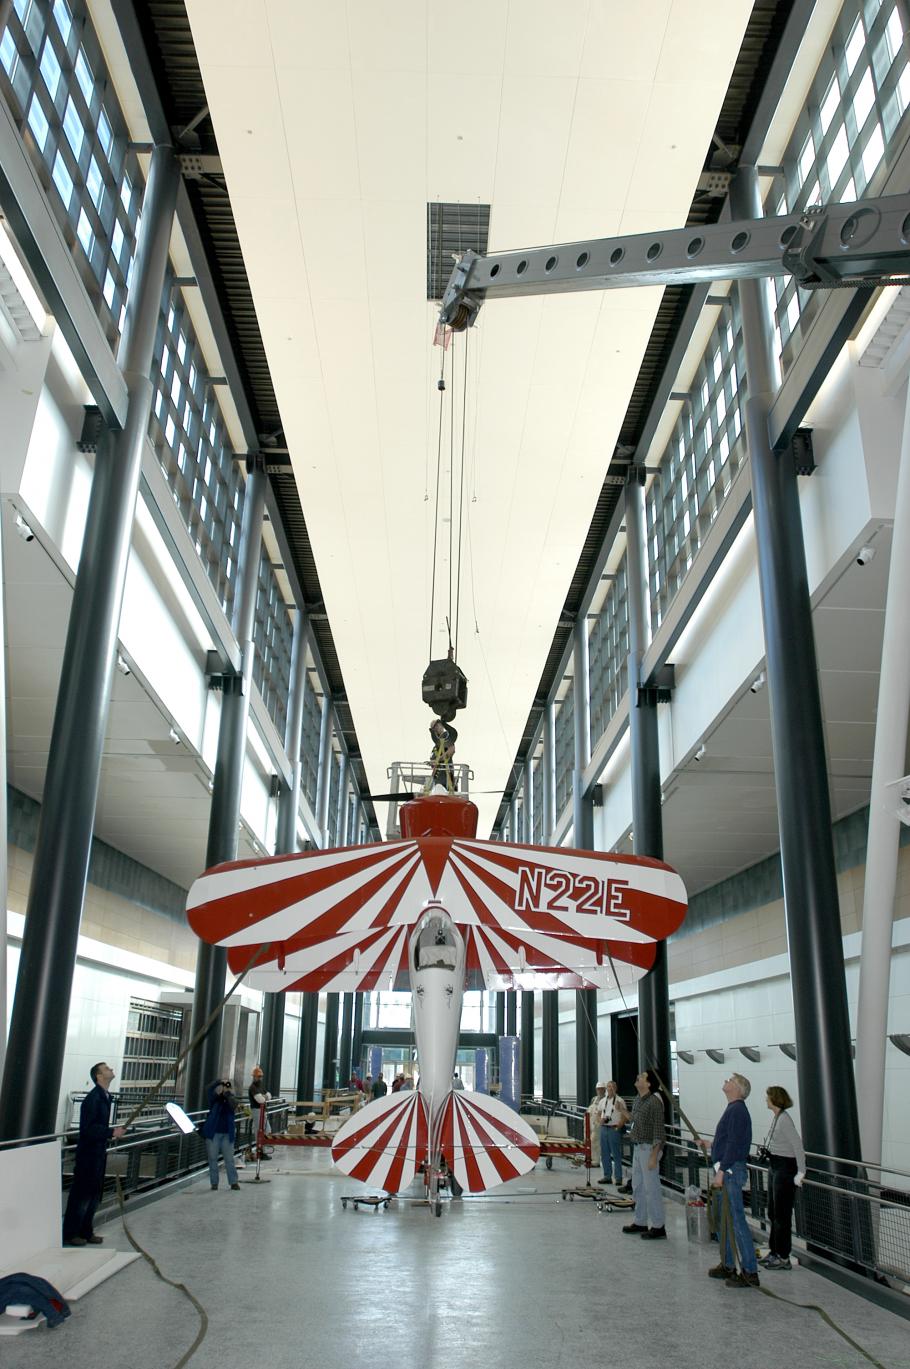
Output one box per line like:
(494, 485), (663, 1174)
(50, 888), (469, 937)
(708, 1263), (734, 1279)
(230, 1183), (241, 1191)
(597, 1178), (611, 1185)
(617, 1182), (633, 1194)
(725, 1271), (760, 1289)
(64, 1236), (87, 1247)
(86, 1235), (103, 1245)
(622, 1223), (648, 1234)
(757, 1253), (775, 1267)
(763, 1255), (791, 1270)
(641, 1227), (667, 1240)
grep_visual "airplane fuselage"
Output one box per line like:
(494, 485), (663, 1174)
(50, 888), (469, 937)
(408, 906), (465, 1149)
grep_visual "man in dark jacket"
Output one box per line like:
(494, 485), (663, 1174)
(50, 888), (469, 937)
(62, 1062), (124, 1246)
(202, 1079), (240, 1190)
(703, 1073), (759, 1288)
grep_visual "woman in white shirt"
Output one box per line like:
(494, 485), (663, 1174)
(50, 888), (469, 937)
(760, 1084), (806, 1271)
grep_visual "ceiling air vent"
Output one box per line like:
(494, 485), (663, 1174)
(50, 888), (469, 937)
(427, 202), (491, 301)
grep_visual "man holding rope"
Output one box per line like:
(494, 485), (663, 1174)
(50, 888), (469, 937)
(703, 1073), (760, 1288)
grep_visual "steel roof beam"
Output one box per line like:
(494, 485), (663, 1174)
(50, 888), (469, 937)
(439, 195), (910, 328)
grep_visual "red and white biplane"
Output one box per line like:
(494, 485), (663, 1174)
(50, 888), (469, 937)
(186, 793), (686, 1208)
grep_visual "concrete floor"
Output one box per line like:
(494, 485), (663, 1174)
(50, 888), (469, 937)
(7, 1152), (909, 1369)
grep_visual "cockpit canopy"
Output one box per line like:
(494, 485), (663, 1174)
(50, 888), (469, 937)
(415, 914), (458, 971)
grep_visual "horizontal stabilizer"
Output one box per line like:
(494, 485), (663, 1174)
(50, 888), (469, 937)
(331, 1091), (428, 1194)
(438, 1091), (540, 1193)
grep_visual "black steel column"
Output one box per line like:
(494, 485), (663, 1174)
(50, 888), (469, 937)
(183, 455), (267, 1112)
(572, 616), (599, 1107)
(625, 471), (672, 1109)
(338, 993), (354, 1084)
(260, 997), (284, 1097)
(0, 146), (180, 1142)
(261, 609), (309, 1095)
(495, 992), (506, 1037)
(505, 993), (517, 1036)
(296, 992), (318, 1113)
(351, 994), (364, 1077)
(322, 993), (340, 1091)
(732, 167), (861, 1167)
(520, 991), (535, 1096)
(542, 991), (559, 1102)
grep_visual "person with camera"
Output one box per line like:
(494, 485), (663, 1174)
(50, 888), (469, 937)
(202, 1078), (241, 1191)
(248, 1065), (272, 1160)
(758, 1085), (806, 1271)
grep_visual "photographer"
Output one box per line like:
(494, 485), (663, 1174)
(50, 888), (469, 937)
(202, 1078), (241, 1191)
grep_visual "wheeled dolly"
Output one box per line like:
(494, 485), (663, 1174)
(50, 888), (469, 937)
(340, 1194), (392, 1212)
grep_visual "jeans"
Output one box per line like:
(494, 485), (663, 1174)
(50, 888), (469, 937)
(600, 1126), (624, 1182)
(767, 1156), (797, 1258)
(632, 1143), (665, 1228)
(719, 1161), (757, 1273)
(205, 1133), (238, 1187)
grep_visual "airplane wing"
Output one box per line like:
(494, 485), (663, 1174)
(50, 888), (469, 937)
(186, 837), (686, 992)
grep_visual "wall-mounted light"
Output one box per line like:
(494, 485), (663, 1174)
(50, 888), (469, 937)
(116, 654), (131, 677)
(694, 744), (707, 763)
(677, 1050), (695, 1065)
(750, 672), (765, 694)
(778, 1043), (797, 1060)
(739, 1046), (761, 1062)
(168, 727), (181, 744)
(705, 1048), (725, 1063)
(889, 1034), (910, 1057)
(14, 513), (34, 543)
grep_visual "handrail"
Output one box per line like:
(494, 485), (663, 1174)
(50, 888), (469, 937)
(804, 1150), (910, 1181)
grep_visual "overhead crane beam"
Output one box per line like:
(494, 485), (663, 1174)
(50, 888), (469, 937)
(438, 194), (910, 330)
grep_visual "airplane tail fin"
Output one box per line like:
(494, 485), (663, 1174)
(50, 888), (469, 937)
(331, 1091), (428, 1193)
(438, 1090), (540, 1193)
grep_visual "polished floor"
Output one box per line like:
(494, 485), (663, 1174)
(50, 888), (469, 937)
(8, 1152), (909, 1369)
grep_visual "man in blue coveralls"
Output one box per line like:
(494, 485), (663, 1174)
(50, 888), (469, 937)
(63, 1062), (125, 1246)
(703, 1072), (760, 1288)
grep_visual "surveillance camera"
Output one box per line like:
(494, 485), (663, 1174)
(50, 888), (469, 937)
(14, 513), (34, 543)
(694, 744), (706, 762)
(750, 672), (765, 694)
(856, 545), (876, 566)
(116, 654), (131, 677)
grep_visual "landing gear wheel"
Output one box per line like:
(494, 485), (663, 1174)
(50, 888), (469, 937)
(545, 1157), (553, 1170)
(341, 1199), (348, 1209)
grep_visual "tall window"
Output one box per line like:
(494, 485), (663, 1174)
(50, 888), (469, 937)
(766, 0), (910, 377)
(553, 689), (575, 824)
(588, 558), (629, 747)
(149, 278), (245, 619)
(253, 547), (293, 737)
(0, 0), (143, 346)
(647, 298), (747, 629)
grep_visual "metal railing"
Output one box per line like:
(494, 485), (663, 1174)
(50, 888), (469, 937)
(0, 1099), (292, 1214)
(61, 1100), (291, 1213)
(662, 1136), (910, 1287)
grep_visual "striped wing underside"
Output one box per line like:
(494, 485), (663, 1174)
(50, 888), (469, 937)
(186, 838), (687, 992)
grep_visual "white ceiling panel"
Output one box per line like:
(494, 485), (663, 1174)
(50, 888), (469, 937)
(184, 0), (754, 835)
